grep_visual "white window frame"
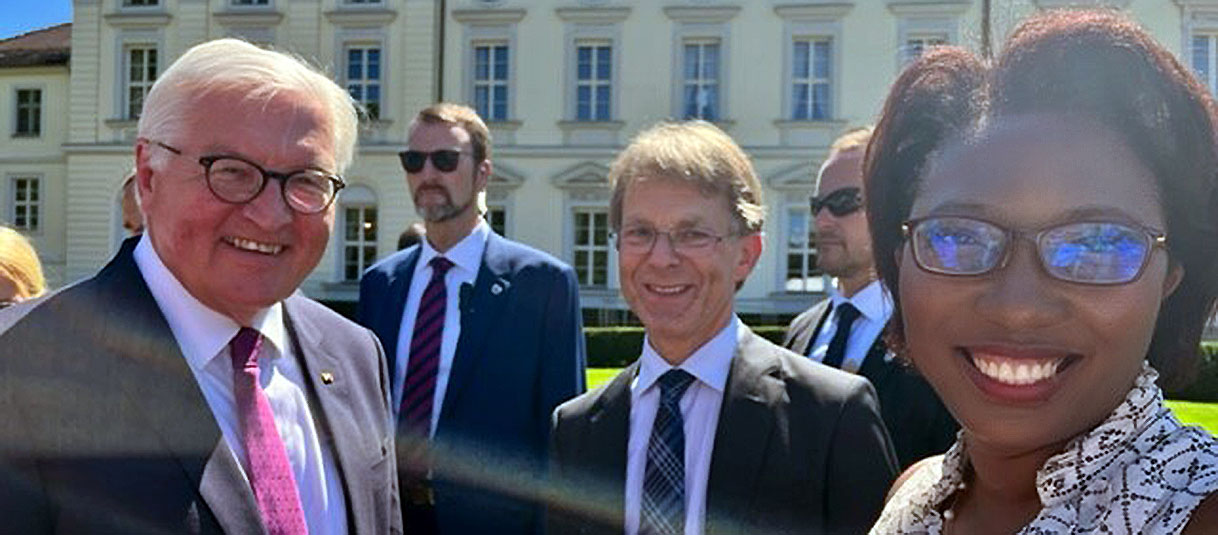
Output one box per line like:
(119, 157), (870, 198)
(228, 0), (271, 7)
(782, 203), (827, 294)
(571, 207), (612, 289)
(553, 161), (617, 291)
(13, 87), (42, 138)
(121, 0), (160, 8)
(789, 36), (834, 121)
(116, 37), (161, 121)
(9, 175), (42, 233)
(901, 31), (949, 65)
(561, 16), (623, 123)
(336, 185), (378, 283)
(679, 38), (723, 121)
(486, 201), (510, 238)
(778, 7), (846, 123)
(889, 2), (966, 70)
(456, 10), (524, 125)
(471, 41), (511, 121)
(341, 0), (383, 6)
(573, 40), (614, 122)
(338, 32), (388, 121)
(1185, 8), (1218, 96)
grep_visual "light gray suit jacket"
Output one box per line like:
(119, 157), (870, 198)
(0, 238), (401, 534)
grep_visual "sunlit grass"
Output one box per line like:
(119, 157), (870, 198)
(587, 369), (1218, 436)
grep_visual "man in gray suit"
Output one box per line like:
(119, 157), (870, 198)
(0, 39), (399, 534)
(548, 121), (897, 535)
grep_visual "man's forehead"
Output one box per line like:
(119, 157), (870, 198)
(408, 121), (470, 145)
(816, 148), (865, 193)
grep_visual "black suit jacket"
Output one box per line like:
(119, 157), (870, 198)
(0, 238), (401, 534)
(358, 231), (586, 535)
(547, 327), (897, 535)
(783, 298), (958, 469)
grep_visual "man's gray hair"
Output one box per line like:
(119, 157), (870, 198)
(137, 38), (358, 173)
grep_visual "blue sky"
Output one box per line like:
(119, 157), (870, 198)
(3, 0), (73, 40)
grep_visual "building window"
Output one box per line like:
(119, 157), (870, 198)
(575, 42), (612, 121)
(1195, 33), (1218, 94)
(573, 208), (609, 287)
(230, 0), (270, 5)
(791, 38), (832, 120)
(682, 40), (720, 121)
(473, 43), (509, 121)
(785, 206), (824, 292)
(123, 0), (159, 6)
(125, 46), (158, 120)
(342, 0), (382, 4)
(903, 33), (948, 64)
(342, 205), (377, 282)
(346, 46), (382, 120)
(487, 203), (508, 237)
(10, 177), (40, 232)
(14, 89), (41, 137)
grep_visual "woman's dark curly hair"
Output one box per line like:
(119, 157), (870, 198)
(866, 9), (1218, 391)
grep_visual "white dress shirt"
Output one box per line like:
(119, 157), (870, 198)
(134, 235), (348, 535)
(394, 219), (489, 436)
(806, 280), (894, 373)
(624, 315), (741, 535)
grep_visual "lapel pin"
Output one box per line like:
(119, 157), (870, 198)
(320, 371), (335, 385)
(491, 282), (503, 295)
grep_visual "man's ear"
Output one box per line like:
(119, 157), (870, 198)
(474, 159), (492, 192)
(734, 232), (764, 283)
(133, 142), (156, 198)
(1162, 262), (1184, 298)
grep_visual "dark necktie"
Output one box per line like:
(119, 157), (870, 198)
(230, 327), (308, 535)
(400, 256), (454, 436)
(820, 302), (861, 369)
(640, 369), (696, 535)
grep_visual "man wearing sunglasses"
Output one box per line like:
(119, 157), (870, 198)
(783, 127), (958, 469)
(358, 103), (586, 535)
(0, 40), (399, 534)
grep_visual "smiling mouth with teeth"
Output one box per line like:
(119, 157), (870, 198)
(966, 350), (1078, 387)
(226, 236), (284, 255)
(646, 284), (689, 295)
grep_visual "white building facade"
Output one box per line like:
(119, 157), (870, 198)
(1, 0), (1213, 321)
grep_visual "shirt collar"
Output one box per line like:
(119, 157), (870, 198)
(133, 234), (288, 373)
(417, 219), (490, 277)
(636, 315), (740, 395)
(830, 279), (892, 322)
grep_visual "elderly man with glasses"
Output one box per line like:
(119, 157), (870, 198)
(547, 121), (897, 535)
(0, 39), (400, 535)
(782, 127), (958, 470)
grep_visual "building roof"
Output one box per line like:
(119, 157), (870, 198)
(0, 23), (71, 68)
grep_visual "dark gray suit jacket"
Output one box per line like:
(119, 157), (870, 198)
(547, 327), (898, 535)
(784, 298), (958, 469)
(0, 238), (401, 534)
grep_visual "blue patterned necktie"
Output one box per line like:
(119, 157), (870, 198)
(640, 369), (696, 535)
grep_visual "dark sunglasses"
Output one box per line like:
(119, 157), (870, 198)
(398, 150), (467, 173)
(810, 187), (864, 217)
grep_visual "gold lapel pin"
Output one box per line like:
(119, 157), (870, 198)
(320, 371), (335, 385)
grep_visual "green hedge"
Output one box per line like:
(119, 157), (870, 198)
(584, 325), (787, 368)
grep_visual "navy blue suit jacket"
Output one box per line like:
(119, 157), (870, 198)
(358, 231), (587, 535)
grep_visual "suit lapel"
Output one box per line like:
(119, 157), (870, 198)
(381, 249), (421, 375)
(102, 239), (263, 533)
(583, 362), (634, 531)
(438, 233), (512, 424)
(706, 329), (780, 534)
(284, 298), (365, 532)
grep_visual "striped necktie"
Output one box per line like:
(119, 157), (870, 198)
(640, 369), (696, 535)
(400, 256), (455, 436)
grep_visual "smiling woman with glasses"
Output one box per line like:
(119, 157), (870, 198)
(864, 10), (1218, 535)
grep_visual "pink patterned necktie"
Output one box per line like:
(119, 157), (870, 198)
(230, 327), (309, 535)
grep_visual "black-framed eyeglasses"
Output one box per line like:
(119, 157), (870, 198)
(142, 139), (345, 215)
(611, 225), (733, 256)
(398, 149), (468, 174)
(902, 215), (1168, 285)
(810, 187), (864, 217)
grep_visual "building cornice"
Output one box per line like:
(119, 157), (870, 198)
(555, 6), (631, 24)
(324, 8), (398, 26)
(662, 6), (742, 24)
(103, 11), (172, 28)
(213, 10), (285, 26)
(452, 8), (527, 25)
(773, 3), (854, 20)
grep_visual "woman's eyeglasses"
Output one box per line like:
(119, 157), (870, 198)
(810, 187), (864, 217)
(398, 150), (468, 173)
(902, 216), (1168, 285)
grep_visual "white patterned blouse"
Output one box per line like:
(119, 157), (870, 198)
(870, 364), (1218, 535)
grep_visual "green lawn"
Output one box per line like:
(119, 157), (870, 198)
(586, 368), (1218, 436)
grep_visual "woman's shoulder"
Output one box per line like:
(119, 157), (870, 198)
(888, 455), (945, 502)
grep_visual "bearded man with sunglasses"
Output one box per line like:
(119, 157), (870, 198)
(783, 127), (957, 469)
(357, 103), (586, 535)
(0, 39), (399, 534)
